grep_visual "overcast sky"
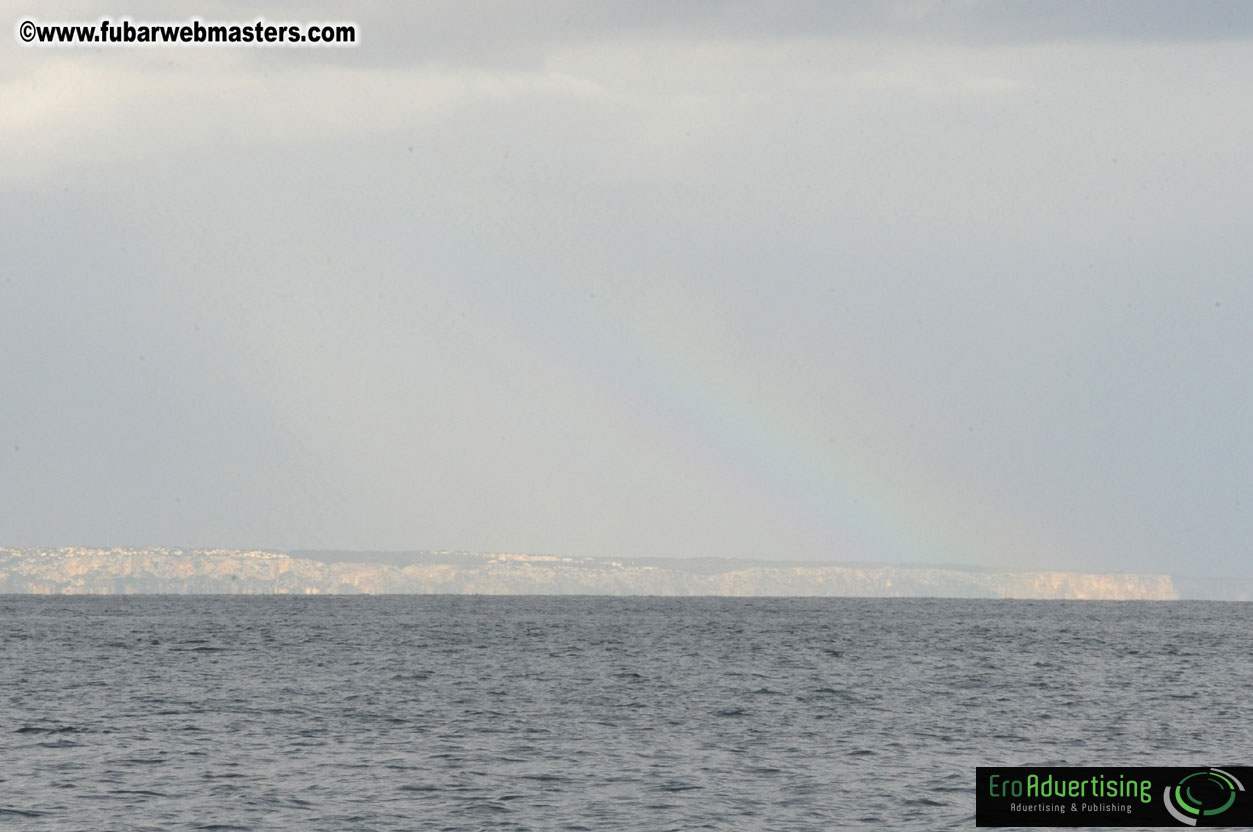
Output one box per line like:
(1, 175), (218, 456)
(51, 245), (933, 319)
(3, 1), (1251, 577)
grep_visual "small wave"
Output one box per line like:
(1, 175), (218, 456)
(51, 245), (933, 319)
(390, 671), (433, 681)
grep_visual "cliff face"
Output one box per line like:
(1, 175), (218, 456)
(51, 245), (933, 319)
(0, 548), (1179, 599)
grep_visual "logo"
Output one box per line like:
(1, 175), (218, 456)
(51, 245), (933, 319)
(1163, 768), (1245, 826)
(977, 766), (1253, 827)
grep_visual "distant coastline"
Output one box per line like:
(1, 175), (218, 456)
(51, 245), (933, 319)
(0, 547), (1221, 599)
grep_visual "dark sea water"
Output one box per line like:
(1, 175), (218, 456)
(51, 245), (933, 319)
(1, 596), (1249, 830)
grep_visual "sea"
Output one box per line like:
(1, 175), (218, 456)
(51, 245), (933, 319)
(1, 596), (1248, 831)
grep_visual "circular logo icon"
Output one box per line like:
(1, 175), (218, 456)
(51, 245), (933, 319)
(1163, 768), (1244, 826)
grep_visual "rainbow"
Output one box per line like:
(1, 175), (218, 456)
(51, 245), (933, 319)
(419, 263), (1057, 569)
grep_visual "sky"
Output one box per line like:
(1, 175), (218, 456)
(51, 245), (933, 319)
(3, 1), (1251, 577)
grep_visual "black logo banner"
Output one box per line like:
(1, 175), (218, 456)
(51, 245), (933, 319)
(976, 767), (1253, 827)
